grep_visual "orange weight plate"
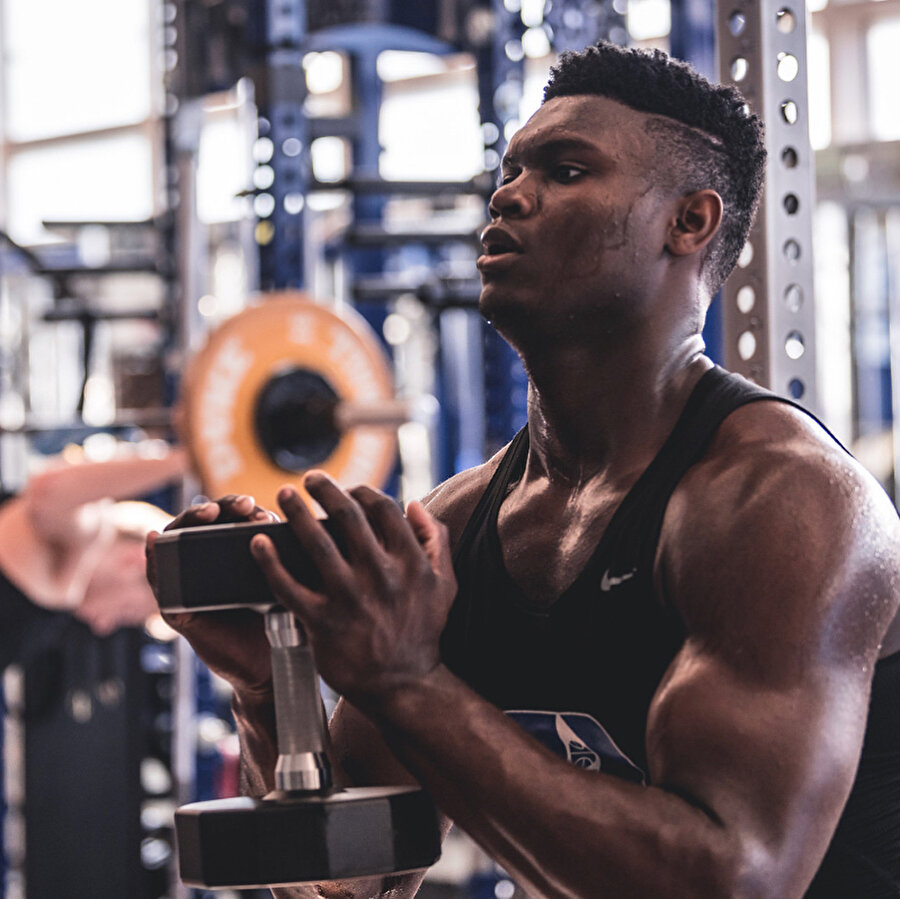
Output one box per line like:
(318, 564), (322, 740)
(181, 291), (397, 513)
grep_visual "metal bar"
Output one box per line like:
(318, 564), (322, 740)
(0, 408), (174, 435)
(0, 120), (159, 154)
(41, 309), (161, 324)
(308, 175), (494, 196)
(887, 209), (900, 504)
(33, 265), (162, 277)
(352, 282), (481, 308)
(717, 0), (819, 412)
(337, 225), (481, 247)
(40, 219), (159, 229)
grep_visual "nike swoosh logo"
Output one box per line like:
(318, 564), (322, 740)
(600, 568), (637, 592)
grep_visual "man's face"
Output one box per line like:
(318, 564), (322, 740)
(477, 94), (673, 341)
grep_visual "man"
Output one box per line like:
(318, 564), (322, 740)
(152, 43), (900, 897)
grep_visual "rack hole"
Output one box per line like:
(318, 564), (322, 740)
(785, 330), (805, 359)
(729, 11), (747, 35)
(783, 238), (801, 262)
(738, 331), (757, 360)
(781, 100), (798, 124)
(736, 285), (756, 313)
(784, 283), (803, 312)
(777, 52), (799, 82)
(776, 8), (796, 32)
(788, 377), (805, 398)
(731, 57), (749, 81)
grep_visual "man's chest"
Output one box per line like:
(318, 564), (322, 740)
(496, 487), (628, 606)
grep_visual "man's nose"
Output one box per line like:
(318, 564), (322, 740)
(488, 174), (537, 219)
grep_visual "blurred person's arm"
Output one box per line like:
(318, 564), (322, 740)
(24, 443), (189, 544)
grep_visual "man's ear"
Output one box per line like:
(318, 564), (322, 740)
(666, 189), (723, 257)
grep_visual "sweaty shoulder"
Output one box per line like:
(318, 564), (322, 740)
(419, 445), (510, 548)
(660, 399), (900, 661)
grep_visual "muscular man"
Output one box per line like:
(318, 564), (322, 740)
(152, 43), (900, 897)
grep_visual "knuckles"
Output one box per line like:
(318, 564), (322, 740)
(330, 503), (361, 525)
(370, 494), (400, 516)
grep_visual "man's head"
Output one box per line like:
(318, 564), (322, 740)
(543, 41), (766, 293)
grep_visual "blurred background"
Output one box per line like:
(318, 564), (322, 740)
(0, 0), (896, 897)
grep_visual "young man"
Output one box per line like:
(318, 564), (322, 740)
(153, 43), (900, 897)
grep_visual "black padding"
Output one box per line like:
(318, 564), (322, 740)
(175, 786), (442, 888)
(154, 519), (340, 612)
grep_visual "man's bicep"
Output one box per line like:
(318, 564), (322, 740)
(649, 437), (900, 893)
(646, 640), (869, 894)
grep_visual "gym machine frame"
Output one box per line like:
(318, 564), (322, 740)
(717, 0), (819, 411)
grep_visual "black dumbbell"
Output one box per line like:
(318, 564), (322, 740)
(154, 521), (442, 889)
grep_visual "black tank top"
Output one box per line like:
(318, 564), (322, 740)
(443, 365), (900, 895)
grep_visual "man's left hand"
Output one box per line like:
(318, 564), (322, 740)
(249, 472), (457, 714)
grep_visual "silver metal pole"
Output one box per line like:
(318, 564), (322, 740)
(718, 0), (820, 413)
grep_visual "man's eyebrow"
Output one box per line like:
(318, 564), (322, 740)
(502, 136), (614, 169)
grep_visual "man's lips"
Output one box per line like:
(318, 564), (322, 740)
(477, 225), (524, 270)
(480, 224), (523, 255)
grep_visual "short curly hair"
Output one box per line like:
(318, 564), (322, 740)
(544, 41), (766, 293)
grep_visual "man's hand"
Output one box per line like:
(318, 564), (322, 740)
(145, 494), (278, 696)
(248, 471), (458, 714)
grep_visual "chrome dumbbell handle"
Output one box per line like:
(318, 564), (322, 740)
(265, 607), (332, 794)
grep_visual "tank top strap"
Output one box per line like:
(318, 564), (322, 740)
(631, 365), (844, 500)
(599, 365), (841, 583)
(452, 425), (529, 567)
(641, 365), (771, 483)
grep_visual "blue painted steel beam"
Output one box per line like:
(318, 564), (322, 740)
(247, 0), (311, 290)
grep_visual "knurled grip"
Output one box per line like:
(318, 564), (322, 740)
(265, 607), (332, 793)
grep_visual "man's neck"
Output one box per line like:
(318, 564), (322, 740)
(520, 333), (711, 486)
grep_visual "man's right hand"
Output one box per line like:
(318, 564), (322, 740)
(145, 494), (278, 697)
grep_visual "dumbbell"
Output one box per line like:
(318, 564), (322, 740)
(154, 520), (442, 889)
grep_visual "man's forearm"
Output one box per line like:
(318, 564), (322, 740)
(232, 689), (279, 796)
(367, 666), (738, 899)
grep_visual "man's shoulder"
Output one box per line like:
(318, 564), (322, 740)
(678, 394), (840, 479)
(420, 445), (511, 547)
(662, 396), (900, 656)
(675, 396), (895, 532)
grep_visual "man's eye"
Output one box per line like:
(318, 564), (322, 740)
(554, 165), (584, 183)
(498, 172), (518, 187)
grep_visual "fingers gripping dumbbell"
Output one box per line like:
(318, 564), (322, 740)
(154, 521), (441, 889)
